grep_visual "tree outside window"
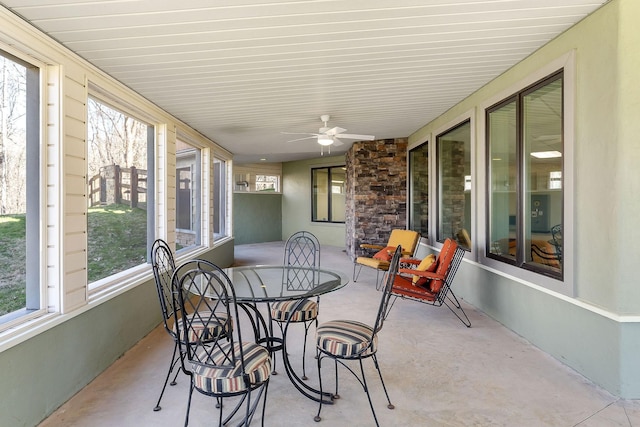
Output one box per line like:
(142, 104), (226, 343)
(0, 51), (39, 320)
(86, 97), (154, 285)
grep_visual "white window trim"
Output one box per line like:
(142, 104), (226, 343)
(213, 151), (233, 243)
(85, 89), (160, 297)
(0, 43), (51, 331)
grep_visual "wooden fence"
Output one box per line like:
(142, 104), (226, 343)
(88, 165), (147, 208)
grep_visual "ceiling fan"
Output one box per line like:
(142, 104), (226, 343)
(282, 115), (375, 155)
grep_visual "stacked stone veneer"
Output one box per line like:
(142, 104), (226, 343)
(345, 138), (408, 260)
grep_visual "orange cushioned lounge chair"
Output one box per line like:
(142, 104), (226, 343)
(353, 229), (420, 289)
(390, 238), (471, 327)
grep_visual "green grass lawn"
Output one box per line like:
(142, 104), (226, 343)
(0, 204), (148, 316)
(87, 204), (148, 282)
(0, 215), (27, 316)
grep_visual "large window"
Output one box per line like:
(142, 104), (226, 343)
(486, 72), (563, 278)
(409, 142), (429, 235)
(176, 139), (201, 251)
(0, 51), (40, 322)
(213, 156), (229, 239)
(312, 166), (345, 223)
(437, 121), (472, 250)
(234, 163), (282, 193)
(87, 97), (154, 286)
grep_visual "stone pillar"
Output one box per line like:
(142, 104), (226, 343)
(345, 138), (408, 260)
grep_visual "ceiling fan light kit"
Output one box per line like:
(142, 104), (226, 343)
(282, 114), (375, 155)
(317, 135), (333, 146)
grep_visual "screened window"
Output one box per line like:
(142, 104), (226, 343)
(176, 139), (201, 251)
(87, 97), (154, 286)
(234, 172), (280, 192)
(0, 51), (40, 322)
(409, 142), (429, 235)
(312, 166), (345, 223)
(213, 157), (228, 239)
(437, 121), (472, 250)
(255, 175), (279, 192)
(486, 72), (563, 278)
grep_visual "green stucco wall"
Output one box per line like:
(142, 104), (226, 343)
(410, 0), (640, 397)
(282, 156), (347, 247)
(233, 193), (283, 245)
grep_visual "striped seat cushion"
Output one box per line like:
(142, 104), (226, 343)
(316, 320), (377, 358)
(270, 299), (318, 322)
(173, 311), (231, 343)
(192, 341), (271, 394)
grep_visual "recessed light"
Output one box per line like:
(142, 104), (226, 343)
(531, 151), (562, 159)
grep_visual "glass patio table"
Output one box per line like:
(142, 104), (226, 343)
(222, 264), (349, 403)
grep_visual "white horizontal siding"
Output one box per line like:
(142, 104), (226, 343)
(62, 69), (87, 313)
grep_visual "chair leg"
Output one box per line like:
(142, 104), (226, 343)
(314, 353), (325, 422)
(353, 262), (362, 282)
(184, 382), (194, 427)
(445, 291), (471, 328)
(372, 354), (395, 410)
(359, 358), (381, 427)
(301, 321), (311, 380)
(243, 381), (269, 427)
(244, 389), (253, 426)
(267, 305), (279, 375)
(259, 381), (269, 427)
(154, 341), (180, 411)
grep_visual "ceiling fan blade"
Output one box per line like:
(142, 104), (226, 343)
(333, 138), (344, 146)
(324, 126), (346, 136)
(286, 135), (318, 143)
(336, 133), (375, 141)
(281, 131), (319, 136)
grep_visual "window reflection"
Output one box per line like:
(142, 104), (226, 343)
(437, 121), (472, 250)
(487, 72), (563, 277)
(409, 142), (429, 236)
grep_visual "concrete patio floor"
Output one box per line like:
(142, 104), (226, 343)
(38, 241), (640, 426)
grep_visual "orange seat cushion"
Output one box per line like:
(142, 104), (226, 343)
(429, 239), (458, 293)
(392, 275), (437, 302)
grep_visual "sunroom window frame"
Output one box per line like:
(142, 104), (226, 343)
(431, 111), (475, 255)
(85, 91), (157, 295)
(0, 47), (44, 328)
(408, 140), (430, 237)
(311, 165), (346, 224)
(477, 51), (575, 296)
(485, 71), (564, 280)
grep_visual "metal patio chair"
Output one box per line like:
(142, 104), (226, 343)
(353, 229), (419, 289)
(314, 246), (402, 426)
(391, 238), (471, 327)
(173, 259), (271, 426)
(269, 231), (321, 379)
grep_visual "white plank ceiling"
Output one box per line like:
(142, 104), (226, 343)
(0, 0), (608, 163)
